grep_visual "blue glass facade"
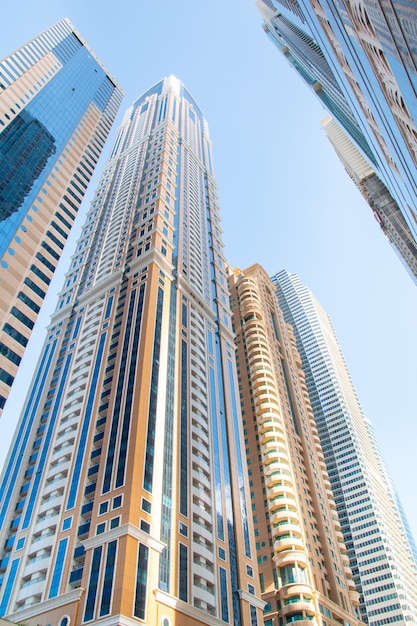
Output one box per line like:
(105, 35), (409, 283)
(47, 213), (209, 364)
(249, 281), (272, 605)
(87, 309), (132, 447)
(0, 19), (122, 411)
(258, 0), (417, 274)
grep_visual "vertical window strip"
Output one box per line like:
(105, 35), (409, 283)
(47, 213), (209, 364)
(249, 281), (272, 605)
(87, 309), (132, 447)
(72, 315), (82, 340)
(99, 540), (117, 616)
(0, 558), (19, 615)
(179, 543), (188, 602)
(104, 295), (114, 319)
(159, 284), (177, 592)
(49, 538), (68, 598)
(209, 367), (224, 540)
(250, 604), (259, 626)
(134, 543), (149, 619)
(22, 352), (73, 530)
(143, 287), (164, 493)
(102, 289), (137, 494)
(66, 332), (107, 510)
(207, 328), (213, 354)
(84, 546), (103, 622)
(115, 284), (145, 487)
(0, 340), (56, 529)
(179, 339), (188, 516)
(219, 567), (229, 623)
(227, 359), (252, 559)
(214, 336), (241, 626)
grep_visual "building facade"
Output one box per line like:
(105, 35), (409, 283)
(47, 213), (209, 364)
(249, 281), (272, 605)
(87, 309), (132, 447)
(256, 0), (417, 281)
(321, 115), (417, 284)
(0, 18), (123, 413)
(0, 76), (263, 626)
(273, 269), (417, 624)
(229, 264), (362, 626)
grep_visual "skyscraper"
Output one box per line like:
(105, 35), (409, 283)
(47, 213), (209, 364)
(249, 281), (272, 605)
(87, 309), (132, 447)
(0, 19), (123, 413)
(256, 0), (417, 280)
(273, 269), (417, 624)
(229, 264), (362, 626)
(321, 115), (417, 285)
(0, 76), (263, 626)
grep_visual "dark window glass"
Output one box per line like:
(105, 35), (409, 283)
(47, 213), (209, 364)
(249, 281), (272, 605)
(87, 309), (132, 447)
(83, 545), (102, 621)
(3, 323), (27, 347)
(17, 291), (40, 313)
(24, 277), (46, 298)
(100, 540), (117, 616)
(11, 306), (34, 329)
(0, 342), (21, 365)
(0, 369), (14, 386)
(179, 543), (188, 602)
(35, 252), (55, 272)
(134, 543), (149, 619)
(30, 264), (51, 285)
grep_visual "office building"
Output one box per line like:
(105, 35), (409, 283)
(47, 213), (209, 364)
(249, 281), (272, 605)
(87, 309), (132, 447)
(256, 0), (417, 281)
(229, 264), (362, 626)
(0, 76), (263, 626)
(321, 115), (417, 284)
(273, 269), (417, 624)
(0, 19), (123, 412)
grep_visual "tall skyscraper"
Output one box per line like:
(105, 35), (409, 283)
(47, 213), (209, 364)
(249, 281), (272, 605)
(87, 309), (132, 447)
(0, 19), (123, 413)
(229, 264), (362, 626)
(256, 0), (417, 281)
(321, 115), (417, 285)
(0, 76), (264, 626)
(273, 269), (417, 624)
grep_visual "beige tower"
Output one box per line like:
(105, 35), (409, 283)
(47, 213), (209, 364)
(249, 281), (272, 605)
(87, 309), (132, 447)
(229, 264), (361, 626)
(0, 77), (263, 626)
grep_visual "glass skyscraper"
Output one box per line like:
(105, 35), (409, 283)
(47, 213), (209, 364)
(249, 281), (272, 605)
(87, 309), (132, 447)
(0, 19), (123, 413)
(273, 269), (417, 624)
(257, 0), (417, 282)
(0, 76), (263, 626)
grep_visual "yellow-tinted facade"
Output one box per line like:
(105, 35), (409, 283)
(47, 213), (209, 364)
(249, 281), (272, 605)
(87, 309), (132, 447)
(229, 264), (362, 626)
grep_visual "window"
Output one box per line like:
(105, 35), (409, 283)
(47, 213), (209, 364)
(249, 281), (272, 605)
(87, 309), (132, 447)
(280, 563), (307, 586)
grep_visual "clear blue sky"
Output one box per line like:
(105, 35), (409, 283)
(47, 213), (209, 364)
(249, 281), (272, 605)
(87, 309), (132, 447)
(1, 0), (417, 540)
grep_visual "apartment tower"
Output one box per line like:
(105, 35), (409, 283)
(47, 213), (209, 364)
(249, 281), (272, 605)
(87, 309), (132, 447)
(0, 76), (264, 626)
(273, 269), (417, 624)
(229, 264), (362, 626)
(256, 0), (417, 282)
(0, 19), (123, 412)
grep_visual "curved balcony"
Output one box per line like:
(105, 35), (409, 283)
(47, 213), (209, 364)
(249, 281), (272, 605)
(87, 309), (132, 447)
(23, 553), (51, 578)
(278, 583), (313, 599)
(192, 583), (215, 607)
(265, 476), (295, 492)
(270, 509), (300, 527)
(274, 537), (305, 555)
(269, 495), (297, 510)
(17, 576), (47, 601)
(281, 600), (315, 618)
(274, 548), (309, 568)
(258, 418), (285, 436)
(348, 588), (361, 605)
(264, 458), (292, 474)
(255, 399), (281, 414)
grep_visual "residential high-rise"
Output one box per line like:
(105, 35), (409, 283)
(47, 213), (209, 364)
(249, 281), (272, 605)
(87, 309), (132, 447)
(0, 76), (263, 626)
(256, 0), (417, 281)
(229, 264), (362, 626)
(0, 19), (123, 413)
(273, 269), (417, 624)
